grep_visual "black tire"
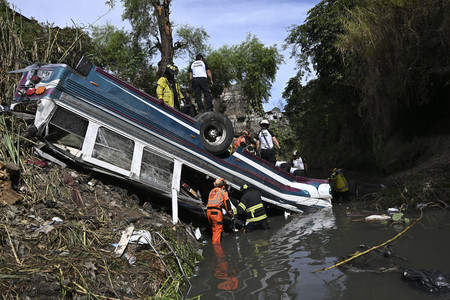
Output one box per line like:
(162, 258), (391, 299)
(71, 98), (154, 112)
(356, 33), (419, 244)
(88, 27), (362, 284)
(194, 112), (208, 122)
(199, 111), (234, 155)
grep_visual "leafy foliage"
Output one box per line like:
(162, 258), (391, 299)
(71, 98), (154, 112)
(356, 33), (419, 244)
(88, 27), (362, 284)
(207, 35), (283, 114)
(283, 0), (449, 171)
(175, 24), (211, 61)
(336, 0), (450, 163)
(234, 35), (283, 113)
(89, 23), (157, 95)
(283, 0), (368, 168)
(0, 0), (94, 105)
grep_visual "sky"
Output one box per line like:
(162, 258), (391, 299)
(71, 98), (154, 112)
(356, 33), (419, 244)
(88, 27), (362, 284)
(9, 0), (319, 111)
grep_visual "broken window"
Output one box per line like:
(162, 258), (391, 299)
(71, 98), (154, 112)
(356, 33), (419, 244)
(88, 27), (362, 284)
(46, 107), (88, 156)
(93, 127), (134, 170)
(140, 148), (173, 191)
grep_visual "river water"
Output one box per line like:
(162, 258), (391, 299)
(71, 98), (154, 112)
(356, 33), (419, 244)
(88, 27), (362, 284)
(186, 204), (450, 300)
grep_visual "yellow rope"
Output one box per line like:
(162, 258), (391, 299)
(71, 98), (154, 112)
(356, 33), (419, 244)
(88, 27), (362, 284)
(313, 213), (422, 273)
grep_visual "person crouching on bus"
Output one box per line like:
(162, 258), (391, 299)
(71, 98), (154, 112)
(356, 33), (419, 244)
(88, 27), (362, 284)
(207, 178), (233, 243)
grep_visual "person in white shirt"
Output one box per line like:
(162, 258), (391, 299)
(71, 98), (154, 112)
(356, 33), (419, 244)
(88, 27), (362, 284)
(291, 150), (308, 176)
(189, 54), (214, 112)
(256, 119), (280, 165)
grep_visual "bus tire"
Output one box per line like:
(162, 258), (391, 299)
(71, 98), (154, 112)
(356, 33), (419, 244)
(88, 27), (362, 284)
(199, 112), (234, 155)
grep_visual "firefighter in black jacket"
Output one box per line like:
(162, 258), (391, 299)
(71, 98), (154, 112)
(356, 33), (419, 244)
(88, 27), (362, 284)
(233, 183), (270, 233)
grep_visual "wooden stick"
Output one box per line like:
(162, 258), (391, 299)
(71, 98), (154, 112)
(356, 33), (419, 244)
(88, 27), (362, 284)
(2, 225), (22, 265)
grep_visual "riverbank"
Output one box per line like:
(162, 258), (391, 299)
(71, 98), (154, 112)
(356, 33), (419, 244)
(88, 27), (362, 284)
(0, 159), (201, 299)
(356, 147), (450, 211)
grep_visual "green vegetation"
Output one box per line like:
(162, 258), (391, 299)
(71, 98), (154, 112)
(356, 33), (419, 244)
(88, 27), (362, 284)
(0, 114), (201, 299)
(283, 0), (449, 172)
(207, 34), (283, 114)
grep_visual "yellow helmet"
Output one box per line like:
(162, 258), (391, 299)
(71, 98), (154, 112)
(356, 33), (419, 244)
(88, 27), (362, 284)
(240, 183), (250, 191)
(165, 64), (179, 75)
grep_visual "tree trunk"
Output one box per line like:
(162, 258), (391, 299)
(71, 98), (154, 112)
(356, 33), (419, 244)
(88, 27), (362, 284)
(153, 0), (174, 77)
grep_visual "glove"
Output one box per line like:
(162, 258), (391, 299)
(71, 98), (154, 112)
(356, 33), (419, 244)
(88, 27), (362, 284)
(159, 99), (165, 106)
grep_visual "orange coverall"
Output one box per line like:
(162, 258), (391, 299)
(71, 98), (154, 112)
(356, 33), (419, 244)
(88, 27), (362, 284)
(207, 187), (232, 244)
(213, 243), (238, 290)
(234, 135), (247, 149)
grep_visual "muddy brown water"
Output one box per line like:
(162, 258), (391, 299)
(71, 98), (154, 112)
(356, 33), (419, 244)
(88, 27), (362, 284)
(187, 203), (450, 300)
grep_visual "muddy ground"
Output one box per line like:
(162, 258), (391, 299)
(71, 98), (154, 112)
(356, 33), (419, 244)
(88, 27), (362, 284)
(0, 158), (202, 299)
(358, 143), (450, 212)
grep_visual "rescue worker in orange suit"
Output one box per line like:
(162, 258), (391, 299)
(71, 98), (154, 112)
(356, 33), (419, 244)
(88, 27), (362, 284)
(207, 178), (233, 243)
(234, 130), (256, 154)
(328, 168), (350, 201)
(212, 243), (238, 290)
(233, 183), (269, 233)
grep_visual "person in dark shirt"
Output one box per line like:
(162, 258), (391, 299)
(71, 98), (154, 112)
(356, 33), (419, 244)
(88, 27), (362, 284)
(233, 183), (269, 233)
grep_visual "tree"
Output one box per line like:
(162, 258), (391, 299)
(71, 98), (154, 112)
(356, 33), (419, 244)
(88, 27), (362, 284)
(284, 0), (358, 84)
(283, 0), (370, 168)
(175, 24), (210, 61)
(121, 0), (209, 77)
(284, 0), (450, 171)
(234, 34), (283, 113)
(89, 23), (156, 95)
(335, 0), (450, 169)
(206, 35), (283, 114)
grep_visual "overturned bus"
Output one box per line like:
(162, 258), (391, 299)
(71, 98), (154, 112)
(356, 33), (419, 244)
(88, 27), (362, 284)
(9, 57), (332, 223)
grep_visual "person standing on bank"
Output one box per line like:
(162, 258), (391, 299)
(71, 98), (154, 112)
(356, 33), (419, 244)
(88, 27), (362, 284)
(256, 119), (281, 165)
(233, 183), (269, 233)
(207, 178), (233, 244)
(156, 64), (184, 110)
(189, 54), (214, 112)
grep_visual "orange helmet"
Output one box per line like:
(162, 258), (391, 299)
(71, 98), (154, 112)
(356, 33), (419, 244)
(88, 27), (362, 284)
(214, 178), (227, 187)
(241, 130), (249, 137)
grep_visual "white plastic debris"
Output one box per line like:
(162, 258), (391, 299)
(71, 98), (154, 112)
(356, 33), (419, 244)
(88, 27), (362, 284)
(194, 227), (201, 240)
(51, 217), (63, 224)
(129, 230), (152, 245)
(114, 225), (135, 258)
(124, 252), (136, 265)
(387, 208), (399, 214)
(365, 215), (392, 221)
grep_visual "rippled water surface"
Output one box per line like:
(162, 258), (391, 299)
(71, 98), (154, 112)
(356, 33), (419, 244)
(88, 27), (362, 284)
(187, 205), (450, 300)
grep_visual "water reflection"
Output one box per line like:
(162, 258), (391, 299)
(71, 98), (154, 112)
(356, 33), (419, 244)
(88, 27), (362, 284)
(189, 208), (342, 299)
(189, 207), (450, 299)
(212, 243), (238, 291)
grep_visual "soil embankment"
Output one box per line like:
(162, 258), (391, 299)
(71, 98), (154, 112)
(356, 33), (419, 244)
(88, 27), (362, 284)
(0, 160), (200, 299)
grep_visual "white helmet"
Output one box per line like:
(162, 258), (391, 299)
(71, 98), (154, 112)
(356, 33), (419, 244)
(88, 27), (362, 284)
(259, 119), (269, 126)
(293, 150), (298, 156)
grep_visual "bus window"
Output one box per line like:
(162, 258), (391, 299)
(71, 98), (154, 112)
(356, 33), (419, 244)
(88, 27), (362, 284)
(140, 148), (173, 191)
(93, 127), (134, 170)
